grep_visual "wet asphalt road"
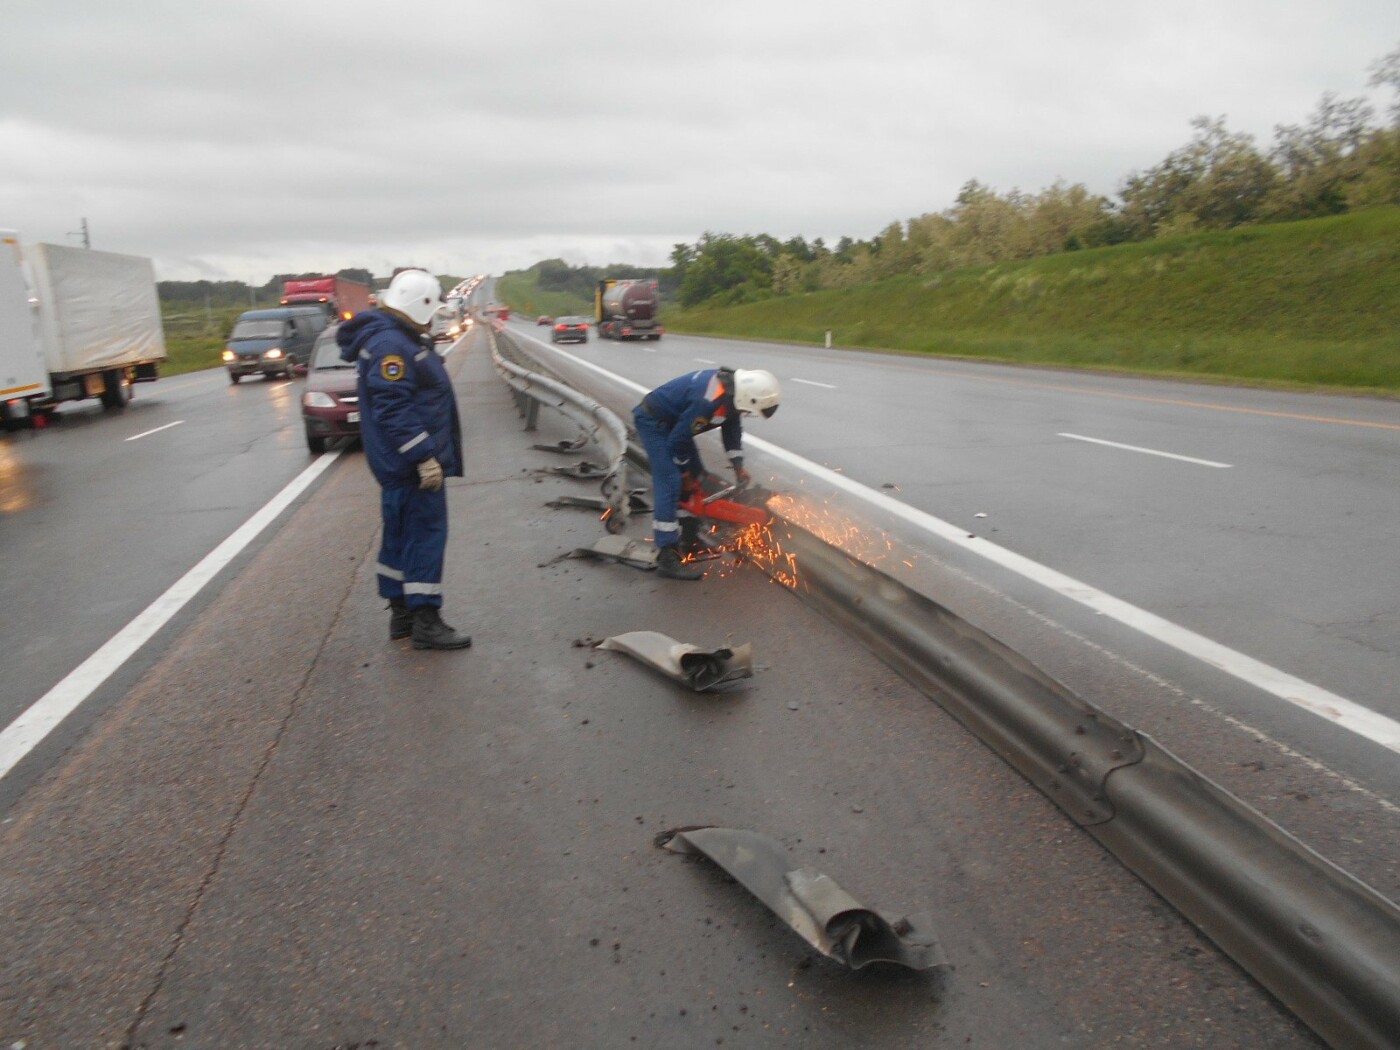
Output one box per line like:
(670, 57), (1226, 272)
(0, 367), (318, 806)
(504, 319), (1400, 809)
(0, 332), (1327, 1047)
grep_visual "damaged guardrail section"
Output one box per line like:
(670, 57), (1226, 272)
(489, 329), (631, 533)
(771, 520), (1400, 1050)
(498, 327), (1400, 1045)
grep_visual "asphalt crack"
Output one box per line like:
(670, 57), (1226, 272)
(121, 522), (377, 1048)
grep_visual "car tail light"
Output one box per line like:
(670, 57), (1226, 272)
(555, 323), (566, 330)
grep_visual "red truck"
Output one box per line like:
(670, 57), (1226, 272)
(280, 276), (373, 322)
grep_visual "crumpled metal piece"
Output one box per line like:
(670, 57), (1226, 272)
(566, 535), (658, 570)
(657, 826), (947, 971)
(541, 461), (607, 479)
(531, 435), (590, 453)
(547, 492), (652, 514)
(597, 631), (753, 691)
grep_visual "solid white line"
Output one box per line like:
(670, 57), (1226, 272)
(0, 449), (344, 781)
(1060, 432), (1231, 469)
(791, 377), (837, 390)
(125, 420), (185, 442)
(519, 332), (1400, 755)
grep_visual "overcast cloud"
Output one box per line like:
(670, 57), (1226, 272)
(2, 0), (1397, 283)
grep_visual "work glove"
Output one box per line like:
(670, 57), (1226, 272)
(733, 465), (752, 489)
(417, 456), (444, 492)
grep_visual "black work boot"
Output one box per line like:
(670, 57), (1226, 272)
(388, 599), (412, 640)
(411, 606), (473, 650)
(679, 517), (716, 556)
(656, 545), (703, 581)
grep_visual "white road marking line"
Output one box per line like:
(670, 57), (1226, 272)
(0, 449), (344, 781)
(125, 420), (185, 442)
(695, 357), (717, 364)
(1060, 432), (1232, 469)
(523, 332), (1400, 754)
(637, 346), (656, 353)
(791, 377), (837, 390)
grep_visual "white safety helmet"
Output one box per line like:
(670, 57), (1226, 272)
(381, 269), (444, 328)
(732, 369), (781, 418)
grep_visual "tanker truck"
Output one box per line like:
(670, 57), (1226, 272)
(595, 278), (663, 341)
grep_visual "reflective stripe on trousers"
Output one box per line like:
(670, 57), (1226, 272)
(377, 484), (448, 608)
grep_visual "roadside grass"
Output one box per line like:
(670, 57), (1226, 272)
(671, 208), (1400, 394)
(159, 304), (246, 377)
(495, 271), (593, 320)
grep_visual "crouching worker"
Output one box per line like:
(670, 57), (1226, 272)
(337, 269), (471, 650)
(632, 367), (781, 580)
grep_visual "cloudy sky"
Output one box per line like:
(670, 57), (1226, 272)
(2, 1), (1397, 284)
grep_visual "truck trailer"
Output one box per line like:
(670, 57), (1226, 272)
(0, 231), (50, 425)
(280, 275), (373, 322)
(1, 234), (166, 425)
(595, 278), (662, 341)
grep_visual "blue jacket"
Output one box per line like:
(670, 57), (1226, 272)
(338, 311), (462, 488)
(638, 368), (743, 476)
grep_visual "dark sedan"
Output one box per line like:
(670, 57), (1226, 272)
(551, 316), (589, 344)
(301, 326), (360, 453)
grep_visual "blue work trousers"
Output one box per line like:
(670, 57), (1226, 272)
(377, 484), (447, 609)
(633, 408), (695, 549)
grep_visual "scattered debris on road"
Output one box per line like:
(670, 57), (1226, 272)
(597, 631), (753, 691)
(656, 826), (947, 972)
(537, 461), (608, 479)
(531, 435), (589, 453)
(562, 535), (659, 571)
(547, 492), (653, 514)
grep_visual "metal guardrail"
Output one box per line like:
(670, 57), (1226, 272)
(490, 324), (1400, 1047)
(775, 521), (1400, 1050)
(489, 327), (632, 534)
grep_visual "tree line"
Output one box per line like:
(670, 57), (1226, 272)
(658, 45), (1400, 309)
(158, 268), (377, 307)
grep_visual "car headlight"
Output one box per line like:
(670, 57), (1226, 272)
(303, 391), (337, 408)
(264, 347), (284, 359)
(221, 349), (235, 362)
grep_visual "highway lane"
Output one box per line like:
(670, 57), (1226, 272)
(503, 318), (1400, 800)
(0, 368), (334, 800)
(0, 335), (1326, 1049)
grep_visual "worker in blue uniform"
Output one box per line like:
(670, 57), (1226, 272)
(337, 269), (471, 649)
(633, 367), (782, 580)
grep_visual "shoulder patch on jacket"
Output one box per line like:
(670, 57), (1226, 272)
(381, 355), (405, 381)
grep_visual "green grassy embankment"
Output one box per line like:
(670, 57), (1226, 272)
(160, 304), (247, 376)
(672, 208), (1400, 394)
(494, 272), (593, 320)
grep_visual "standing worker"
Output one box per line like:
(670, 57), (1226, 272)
(633, 367), (781, 580)
(337, 269), (472, 650)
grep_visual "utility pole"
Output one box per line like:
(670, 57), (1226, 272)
(67, 217), (91, 248)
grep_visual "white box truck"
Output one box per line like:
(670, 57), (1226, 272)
(0, 230), (50, 426)
(0, 234), (167, 427)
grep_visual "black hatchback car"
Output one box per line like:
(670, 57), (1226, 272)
(551, 316), (589, 344)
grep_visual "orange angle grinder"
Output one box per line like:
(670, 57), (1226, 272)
(678, 484), (770, 527)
